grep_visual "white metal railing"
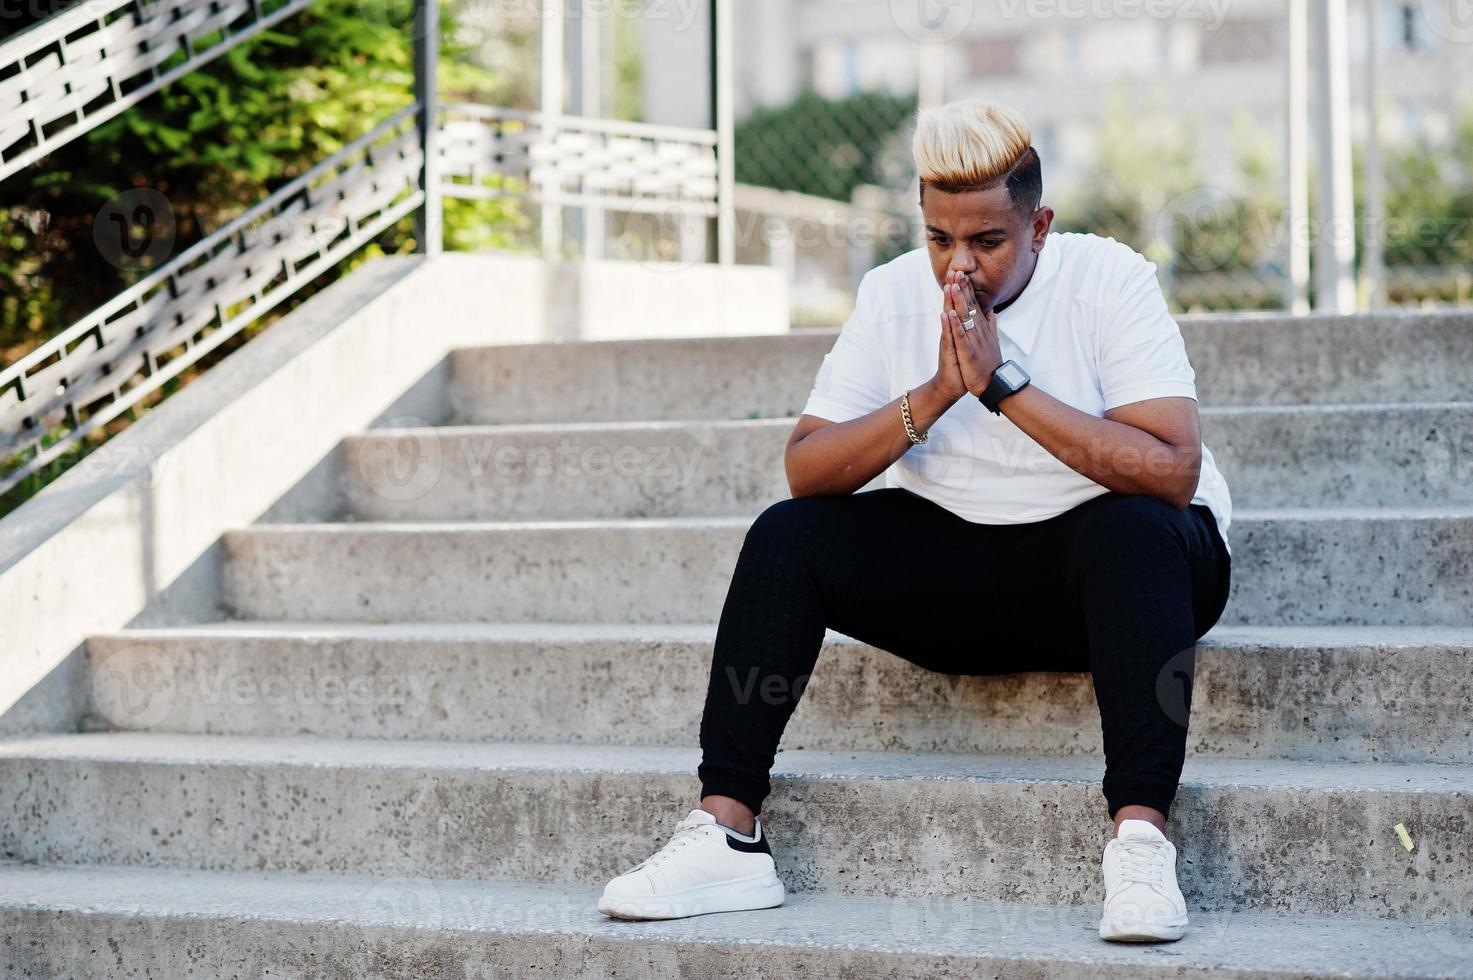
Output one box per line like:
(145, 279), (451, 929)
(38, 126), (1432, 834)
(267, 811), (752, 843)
(0, 0), (320, 184)
(0, 105), (423, 496)
(437, 103), (720, 218)
(1, 0), (733, 501)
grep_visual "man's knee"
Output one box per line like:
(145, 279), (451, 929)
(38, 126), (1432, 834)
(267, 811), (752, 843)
(1074, 493), (1186, 556)
(745, 494), (841, 548)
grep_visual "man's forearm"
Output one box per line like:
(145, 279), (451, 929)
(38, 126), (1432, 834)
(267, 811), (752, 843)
(996, 385), (1200, 508)
(787, 377), (960, 497)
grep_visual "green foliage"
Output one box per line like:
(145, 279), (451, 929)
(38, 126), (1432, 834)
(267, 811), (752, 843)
(735, 90), (918, 201)
(0, 0), (522, 515)
(1375, 102), (1473, 302)
(611, 13), (645, 123)
(0, 0), (507, 361)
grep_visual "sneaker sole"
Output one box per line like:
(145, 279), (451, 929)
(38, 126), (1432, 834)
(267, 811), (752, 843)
(1098, 915), (1188, 942)
(598, 873), (786, 920)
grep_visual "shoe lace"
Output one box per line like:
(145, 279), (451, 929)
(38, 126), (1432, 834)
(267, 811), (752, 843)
(628, 814), (712, 874)
(1115, 839), (1168, 886)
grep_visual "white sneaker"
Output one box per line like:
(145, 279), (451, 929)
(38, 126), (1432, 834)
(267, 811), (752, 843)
(597, 808), (785, 920)
(1098, 818), (1189, 942)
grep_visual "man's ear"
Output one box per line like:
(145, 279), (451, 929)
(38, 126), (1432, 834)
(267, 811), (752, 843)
(1031, 206), (1054, 250)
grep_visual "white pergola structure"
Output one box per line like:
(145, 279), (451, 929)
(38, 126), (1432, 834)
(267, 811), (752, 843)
(1285, 0), (1373, 314)
(527, 0), (734, 267)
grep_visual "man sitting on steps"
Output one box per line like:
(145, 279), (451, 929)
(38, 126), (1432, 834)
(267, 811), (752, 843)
(596, 97), (1233, 944)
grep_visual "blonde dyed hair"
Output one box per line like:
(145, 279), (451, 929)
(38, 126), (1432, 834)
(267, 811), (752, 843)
(913, 99), (1038, 206)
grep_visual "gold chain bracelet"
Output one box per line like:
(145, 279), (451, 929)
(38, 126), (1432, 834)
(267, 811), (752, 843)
(900, 390), (927, 444)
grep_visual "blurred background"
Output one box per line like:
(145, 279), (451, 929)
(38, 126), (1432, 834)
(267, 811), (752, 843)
(6, 1), (1472, 338)
(3, 0), (1471, 508)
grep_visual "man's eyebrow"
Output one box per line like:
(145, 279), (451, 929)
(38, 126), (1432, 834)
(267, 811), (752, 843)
(924, 225), (1009, 236)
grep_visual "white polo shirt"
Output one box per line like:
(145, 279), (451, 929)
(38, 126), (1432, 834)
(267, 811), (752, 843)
(802, 231), (1232, 555)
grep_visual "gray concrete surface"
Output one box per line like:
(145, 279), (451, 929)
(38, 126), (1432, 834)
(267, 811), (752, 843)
(7, 305), (1473, 976)
(0, 733), (1469, 921)
(342, 401), (1473, 522)
(219, 511), (1473, 626)
(448, 310), (1473, 424)
(80, 622), (1473, 764)
(2, 862), (1470, 978)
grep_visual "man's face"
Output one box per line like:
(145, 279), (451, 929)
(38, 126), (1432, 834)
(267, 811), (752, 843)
(922, 184), (1052, 312)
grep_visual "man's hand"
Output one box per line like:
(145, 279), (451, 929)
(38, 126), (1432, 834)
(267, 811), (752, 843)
(933, 299), (969, 402)
(943, 269), (1003, 397)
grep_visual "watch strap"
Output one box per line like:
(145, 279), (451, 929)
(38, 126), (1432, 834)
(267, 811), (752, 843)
(979, 360), (1029, 414)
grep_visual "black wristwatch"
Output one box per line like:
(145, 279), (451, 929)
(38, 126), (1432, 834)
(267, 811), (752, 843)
(978, 359), (1031, 414)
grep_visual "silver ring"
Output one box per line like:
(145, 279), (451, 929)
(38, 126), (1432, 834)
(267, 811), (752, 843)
(961, 317), (975, 331)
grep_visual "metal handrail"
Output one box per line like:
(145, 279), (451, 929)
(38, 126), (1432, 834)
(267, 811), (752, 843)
(0, 103), (424, 496)
(0, 0), (320, 183)
(437, 102), (720, 217)
(440, 102), (720, 146)
(1, 0), (731, 502)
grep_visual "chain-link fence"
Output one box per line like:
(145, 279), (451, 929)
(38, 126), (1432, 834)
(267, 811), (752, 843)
(723, 2), (1473, 321)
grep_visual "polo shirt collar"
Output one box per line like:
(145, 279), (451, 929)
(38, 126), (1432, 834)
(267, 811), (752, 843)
(991, 237), (1061, 357)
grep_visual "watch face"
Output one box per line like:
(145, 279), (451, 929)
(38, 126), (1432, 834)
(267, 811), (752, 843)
(998, 361), (1028, 387)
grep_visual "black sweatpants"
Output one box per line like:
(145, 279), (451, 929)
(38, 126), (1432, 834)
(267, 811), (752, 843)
(696, 487), (1233, 820)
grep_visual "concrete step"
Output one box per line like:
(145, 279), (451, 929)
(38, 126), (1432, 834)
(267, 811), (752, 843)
(1204, 401), (1473, 510)
(447, 311), (1473, 423)
(221, 511), (1473, 626)
(342, 419), (798, 522)
(3, 862), (1470, 979)
(82, 622), (1473, 765)
(342, 401), (1473, 521)
(0, 733), (1468, 921)
(449, 333), (838, 424)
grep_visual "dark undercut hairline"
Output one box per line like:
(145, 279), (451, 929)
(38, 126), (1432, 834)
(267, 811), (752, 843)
(919, 145), (1043, 219)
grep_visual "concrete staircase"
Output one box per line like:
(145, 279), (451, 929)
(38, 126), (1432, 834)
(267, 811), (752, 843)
(3, 311), (1473, 977)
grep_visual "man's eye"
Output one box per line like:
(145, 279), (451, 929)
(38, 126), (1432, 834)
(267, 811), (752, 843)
(981, 240), (1003, 248)
(929, 236), (951, 246)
